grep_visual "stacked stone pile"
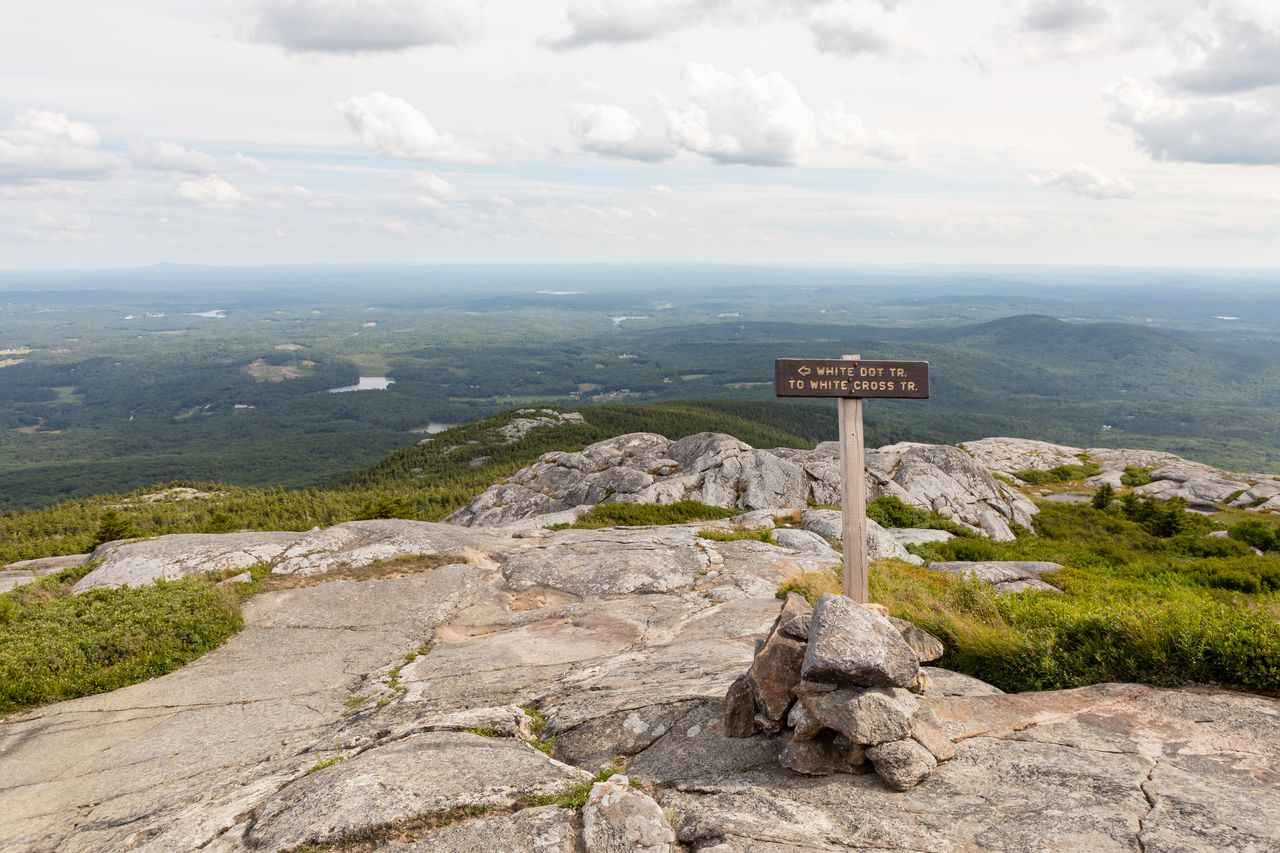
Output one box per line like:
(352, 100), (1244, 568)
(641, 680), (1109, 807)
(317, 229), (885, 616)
(723, 592), (955, 791)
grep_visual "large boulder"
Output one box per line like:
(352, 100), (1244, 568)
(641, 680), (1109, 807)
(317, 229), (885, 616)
(801, 594), (920, 688)
(926, 560), (1063, 594)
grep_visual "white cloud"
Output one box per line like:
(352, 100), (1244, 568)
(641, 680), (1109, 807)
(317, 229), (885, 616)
(650, 184), (673, 192)
(807, 1), (912, 57)
(545, 0), (704, 49)
(335, 92), (487, 163)
(251, 0), (481, 53)
(1019, 0), (1109, 34)
(1166, 9), (1280, 95)
(820, 101), (917, 161)
(230, 153), (270, 175)
(410, 172), (459, 200)
(1033, 163), (1134, 199)
(129, 140), (218, 175)
(569, 103), (676, 162)
(667, 63), (817, 166)
(176, 175), (246, 207)
(0, 109), (118, 182)
(1108, 78), (1280, 165)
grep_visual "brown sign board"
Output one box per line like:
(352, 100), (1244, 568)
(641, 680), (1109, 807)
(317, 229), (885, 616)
(774, 358), (930, 399)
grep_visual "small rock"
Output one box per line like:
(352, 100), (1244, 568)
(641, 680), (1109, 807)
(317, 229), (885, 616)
(906, 670), (934, 694)
(581, 774), (676, 853)
(216, 571), (252, 586)
(745, 594), (810, 722)
(780, 730), (863, 776)
(786, 700), (824, 742)
(722, 675), (757, 739)
(889, 617), (945, 663)
(781, 613), (810, 640)
(801, 594), (920, 688)
(910, 713), (957, 762)
(867, 738), (938, 791)
(802, 687), (919, 746)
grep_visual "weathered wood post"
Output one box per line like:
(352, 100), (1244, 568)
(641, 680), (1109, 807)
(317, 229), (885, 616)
(774, 355), (931, 604)
(837, 354), (868, 601)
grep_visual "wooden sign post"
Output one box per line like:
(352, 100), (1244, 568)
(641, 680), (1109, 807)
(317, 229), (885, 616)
(775, 355), (930, 603)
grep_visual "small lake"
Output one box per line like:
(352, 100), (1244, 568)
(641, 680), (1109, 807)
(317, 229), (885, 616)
(327, 377), (395, 393)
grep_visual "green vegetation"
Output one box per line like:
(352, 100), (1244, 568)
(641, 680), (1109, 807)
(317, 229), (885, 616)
(464, 726), (499, 737)
(0, 405), (806, 564)
(1122, 466), (1157, 487)
(865, 496), (976, 538)
(546, 500), (741, 531)
(305, 755), (347, 775)
(5, 270), (1280, 512)
(520, 769), (618, 810)
(698, 527), (776, 544)
(1013, 460), (1102, 485)
(0, 565), (245, 716)
(781, 501), (1279, 695)
(1229, 519), (1277, 554)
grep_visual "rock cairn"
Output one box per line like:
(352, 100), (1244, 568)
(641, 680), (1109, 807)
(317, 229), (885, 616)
(723, 592), (955, 791)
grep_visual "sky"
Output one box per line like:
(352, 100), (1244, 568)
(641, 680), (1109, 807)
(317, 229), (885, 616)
(2, 0), (1279, 269)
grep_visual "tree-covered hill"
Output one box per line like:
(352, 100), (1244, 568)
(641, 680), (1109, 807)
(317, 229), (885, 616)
(0, 401), (829, 563)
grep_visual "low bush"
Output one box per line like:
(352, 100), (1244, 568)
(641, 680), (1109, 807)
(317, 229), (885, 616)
(1014, 460), (1102, 484)
(783, 501), (1280, 696)
(1229, 519), (1277, 554)
(549, 500), (740, 530)
(865, 496), (975, 538)
(0, 566), (245, 716)
(698, 527), (775, 544)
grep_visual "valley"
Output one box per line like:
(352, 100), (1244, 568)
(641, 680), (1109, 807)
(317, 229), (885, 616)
(1, 265), (1279, 510)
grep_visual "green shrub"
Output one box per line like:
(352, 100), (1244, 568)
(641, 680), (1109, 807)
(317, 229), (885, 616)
(849, 503), (1280, 695)
(698, 527), (775, 544)
(1091, 483), (1116, 510)
(555, 501), (740, 529)
(866, 496), (975, 538)
(0, 568), (244, 716)
(1121, 466), (1156, 487)
(1229, 519), (1276, 554)
(1014, 461), (1102, 484)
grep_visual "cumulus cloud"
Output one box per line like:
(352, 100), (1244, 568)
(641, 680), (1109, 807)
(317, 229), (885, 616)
(1165, 10), (1280, 95)
(0, 109), (118, 182)
(1108, 77), (1280, 165)
(569, 103), (676, 162)
(819, 101), (918, 161)
(176, 175), (246, 207)
(807, 1), (911, 57)
(251, 0), (481, 53)
(667, 63), (817, 166)
(1019, 0), (1109, 34)
(570, 64), (915, 167)
(129, 140), (219, 175)
(545, 0), (698, 49)
(335, 92), (486, 163)
(1033, 163), (1134, 199)
(547, 0), (913, 54)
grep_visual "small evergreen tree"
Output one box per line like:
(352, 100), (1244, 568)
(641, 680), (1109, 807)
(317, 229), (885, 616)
(94, 509), (139, 546)
(1091, 483), (1116, 510)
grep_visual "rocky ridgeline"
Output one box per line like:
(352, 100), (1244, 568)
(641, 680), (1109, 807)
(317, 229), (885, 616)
(962, 437), (1280, 512)
(724, 593), (954, 791)
(450, 432), (1037, 540)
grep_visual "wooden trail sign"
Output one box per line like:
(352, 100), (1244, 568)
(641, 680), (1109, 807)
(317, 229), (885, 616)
(775, 355), (931, 604)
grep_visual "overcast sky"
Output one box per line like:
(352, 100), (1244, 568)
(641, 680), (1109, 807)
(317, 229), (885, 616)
(2, 0), (1279, 269)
